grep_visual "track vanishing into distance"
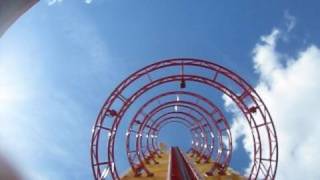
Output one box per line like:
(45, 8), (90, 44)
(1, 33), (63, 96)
(90, 59), (278, 180)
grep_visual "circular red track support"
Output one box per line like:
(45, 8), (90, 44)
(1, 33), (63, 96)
(90, 59), (278, 180)
(125, 91), (232, 176)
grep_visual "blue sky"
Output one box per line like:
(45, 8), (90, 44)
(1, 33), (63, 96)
(1, 0), (320, 179)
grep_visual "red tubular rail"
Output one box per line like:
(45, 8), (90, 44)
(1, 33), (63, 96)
(169, 147), (198, 180)
(91, 59), (278, 180)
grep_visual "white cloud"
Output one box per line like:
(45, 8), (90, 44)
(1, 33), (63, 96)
(228, 17), (320, 179)
(0, 9), (101, 178)
(47, 0), (63, 6)
(46, 0), (94, 5)
(284, 11), (296, 32)
(84, 0), (94, 4)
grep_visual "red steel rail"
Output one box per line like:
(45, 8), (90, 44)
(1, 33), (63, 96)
(169, 147), (198, 180)
(125, 91), (232, 176)
(90, 59), (278, 180)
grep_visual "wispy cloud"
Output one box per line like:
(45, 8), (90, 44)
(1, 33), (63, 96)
(0, 3), (110, 179)
(84, 0), (94, 4)
(47, 0), (94, 6)
(284, 11), (296, 32)
(47, 0), (63, 6)
(226, 14), (320, 179)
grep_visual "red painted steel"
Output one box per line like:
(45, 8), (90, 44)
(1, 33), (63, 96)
(90, 59), (278, 180)
(125, 91), (232, 176)
(169, 147), (197, 180)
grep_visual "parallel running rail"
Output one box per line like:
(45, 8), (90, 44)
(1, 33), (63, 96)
(169, 147), (200, 180)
